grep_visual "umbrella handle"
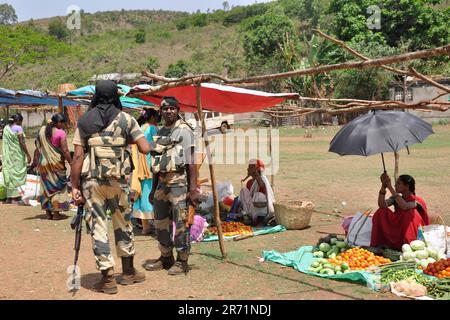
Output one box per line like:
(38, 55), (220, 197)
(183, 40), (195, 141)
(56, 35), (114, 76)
(381, 153), (387, 173)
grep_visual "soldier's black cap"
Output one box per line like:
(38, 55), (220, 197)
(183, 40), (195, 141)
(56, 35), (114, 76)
(161, 96), (180, 110)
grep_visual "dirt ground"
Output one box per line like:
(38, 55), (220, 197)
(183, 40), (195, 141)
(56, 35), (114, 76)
(1, 125), (449, 300)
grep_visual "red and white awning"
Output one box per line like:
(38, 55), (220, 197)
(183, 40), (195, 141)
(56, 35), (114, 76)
(129, 83), (298, 113)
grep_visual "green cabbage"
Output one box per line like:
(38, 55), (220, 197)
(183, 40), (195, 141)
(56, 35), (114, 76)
(415, 250), (428, 259)
(410, 240), (426, 251)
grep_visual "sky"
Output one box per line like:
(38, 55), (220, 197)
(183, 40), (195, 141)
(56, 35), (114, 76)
(5, 0), (273, 22)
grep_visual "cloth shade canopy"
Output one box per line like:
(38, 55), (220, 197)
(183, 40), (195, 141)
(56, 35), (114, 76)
(0, 88), (80, 107)
(68, 85), (155, 109)
(130, 83), (299, 113)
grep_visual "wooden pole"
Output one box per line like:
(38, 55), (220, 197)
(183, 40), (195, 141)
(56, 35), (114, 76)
(196, 84), (227, 259)
(269, 124), (274, 189)
(58, 96), (63, 114)
(394, 152), (399, 181)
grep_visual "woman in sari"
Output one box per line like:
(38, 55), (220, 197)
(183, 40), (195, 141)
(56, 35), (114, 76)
(371, 173), (429, 250)
(130, 109), (159, 235)
(2, 114), (32, 204)
(32, 114), (72, 220)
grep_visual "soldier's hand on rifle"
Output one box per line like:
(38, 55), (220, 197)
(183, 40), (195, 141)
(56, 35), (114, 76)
(187, 189), (201, 206)
(72, 188), (85, 206)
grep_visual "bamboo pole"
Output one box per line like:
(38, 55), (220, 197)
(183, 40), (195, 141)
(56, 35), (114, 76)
(58, 96), (63, 114)
(269, 123), (274, 189)
(195, 84), (227, 259)
(394, 152), (400, 181)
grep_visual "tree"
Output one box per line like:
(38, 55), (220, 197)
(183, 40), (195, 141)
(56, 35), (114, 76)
(0, 3), (17, 25)
(0, 25), (68, 80)
(240, 8), (299, 74)
(329, 0), (450, 51)
(48, 18), (69, 40)
(223, 1), (230, 11)
(165, 60), (190, 78)
(144, 56), (160, 73)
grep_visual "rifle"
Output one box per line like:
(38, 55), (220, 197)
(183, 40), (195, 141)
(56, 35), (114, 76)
(69, 205), (84, 292)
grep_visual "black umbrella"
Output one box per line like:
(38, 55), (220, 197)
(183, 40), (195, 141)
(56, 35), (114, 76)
(329, 110), (434, 172)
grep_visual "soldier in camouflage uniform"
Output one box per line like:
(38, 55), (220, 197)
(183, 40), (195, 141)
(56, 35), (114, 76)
(71, 80), (152, 294)
(144, 96), (200, 275)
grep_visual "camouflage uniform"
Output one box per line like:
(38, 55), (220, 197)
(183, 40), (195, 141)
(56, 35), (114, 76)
(152, 120), (195, 262)
(73, 112), (144, 271)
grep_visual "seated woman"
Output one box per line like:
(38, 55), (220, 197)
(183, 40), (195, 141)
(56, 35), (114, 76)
(239, 159), (275, 228)
(371, 173), (429, 250)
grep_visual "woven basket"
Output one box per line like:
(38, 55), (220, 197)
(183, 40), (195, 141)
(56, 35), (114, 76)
(274, 201), (315, 230)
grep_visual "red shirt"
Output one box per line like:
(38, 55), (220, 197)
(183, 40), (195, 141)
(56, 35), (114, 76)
(246, 179), (266, 194)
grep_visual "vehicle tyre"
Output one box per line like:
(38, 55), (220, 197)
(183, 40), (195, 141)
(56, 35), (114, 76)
(220, 122), (228, 134)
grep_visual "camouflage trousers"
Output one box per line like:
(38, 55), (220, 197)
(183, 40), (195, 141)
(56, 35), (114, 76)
(153, 183), (190, 261)
(82, 178), (135, 271)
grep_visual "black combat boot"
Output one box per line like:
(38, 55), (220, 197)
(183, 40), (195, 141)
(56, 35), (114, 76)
(93, 268), (118, 295)
(168, 258), (189, 276)
(118, 256), (146, 286)
(143, 255), (175, 271)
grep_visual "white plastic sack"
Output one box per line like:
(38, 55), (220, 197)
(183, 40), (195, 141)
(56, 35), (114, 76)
(217, 181), (234, 201)
(18, 174), (41, 204)
(422, 225), (447, 256)
(199, 181), (235, 213)
(346, 211), (373, 247)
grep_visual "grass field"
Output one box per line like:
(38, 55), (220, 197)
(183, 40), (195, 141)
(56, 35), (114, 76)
(0, 124), (449, 300)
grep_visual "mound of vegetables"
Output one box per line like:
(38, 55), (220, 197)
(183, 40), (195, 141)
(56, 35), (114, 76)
(312, 235), (350, 259)
(400, 240), (445, 269)
(423, 258), (450, 278)
(207, 222), (253, 237)
(308, 258), (352, 276)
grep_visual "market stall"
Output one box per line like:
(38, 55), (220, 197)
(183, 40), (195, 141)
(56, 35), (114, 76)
(263, 227), (450, 300)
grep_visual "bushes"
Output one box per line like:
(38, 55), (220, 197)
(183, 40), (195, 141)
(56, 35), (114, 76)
(135, 29), (146, 43)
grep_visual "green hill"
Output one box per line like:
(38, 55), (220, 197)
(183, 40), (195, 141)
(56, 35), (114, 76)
(1, 0), (449, 96)
(2, 9), (247, 90)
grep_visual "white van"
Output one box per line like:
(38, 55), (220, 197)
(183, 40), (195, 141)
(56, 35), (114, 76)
(184, 112), (234, 134)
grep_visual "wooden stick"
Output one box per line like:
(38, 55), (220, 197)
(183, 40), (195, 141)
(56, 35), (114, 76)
(139, 45), (450, 86)
(313, 29), (410, 76)
(196, 85), (227, 259)
(408, 68), (450, 93)
(394, 152), (400, 181)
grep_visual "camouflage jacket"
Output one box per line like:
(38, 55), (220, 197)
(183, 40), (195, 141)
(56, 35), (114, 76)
(81, 113), (135, 180)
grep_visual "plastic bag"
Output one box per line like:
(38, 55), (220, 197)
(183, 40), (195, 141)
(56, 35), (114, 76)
(346, 211), (372, 247)
(422, 224), (448, 256)
(190, 215), (209, 242)
(217, 181), (234, 201)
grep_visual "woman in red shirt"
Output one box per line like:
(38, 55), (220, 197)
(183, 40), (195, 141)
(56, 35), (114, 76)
(371, 173), (429, 250)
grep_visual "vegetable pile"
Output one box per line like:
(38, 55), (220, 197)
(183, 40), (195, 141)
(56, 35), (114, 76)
(425, 278), (450, 300)
(400, 240), (445, 269)
(308, 258), (351, 276)
(328, 248), (391, 271)
(312, 235), (350, 259)
(379, 261), (420, 285)
(423, 258), (450, 278)
(207, 222), (253, 237)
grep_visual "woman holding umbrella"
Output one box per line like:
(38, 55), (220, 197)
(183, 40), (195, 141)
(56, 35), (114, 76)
(371, 173), (429, 250)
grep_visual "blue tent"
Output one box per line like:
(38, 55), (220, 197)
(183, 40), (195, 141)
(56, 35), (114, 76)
(0, 88), (80, 107)
(68, 85), (155, 109)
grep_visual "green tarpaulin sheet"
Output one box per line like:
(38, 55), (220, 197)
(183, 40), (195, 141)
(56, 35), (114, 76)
(263, 246), (376, 284)
(200, 225), (287, 243)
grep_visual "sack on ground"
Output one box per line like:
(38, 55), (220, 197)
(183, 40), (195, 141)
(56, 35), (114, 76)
(18, 174), (41, 203)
